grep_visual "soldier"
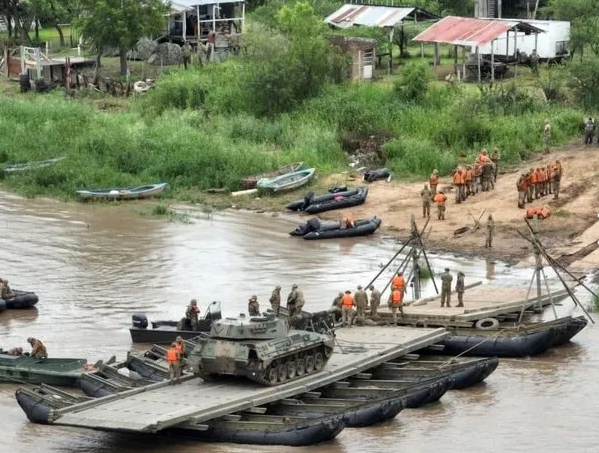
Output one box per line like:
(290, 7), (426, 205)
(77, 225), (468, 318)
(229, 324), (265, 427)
(8, 347), (23, 356)
(517, 173), (527, 209)
(482, 162), (495, 191)
(181, 41), (192, 70)
(420, 184), (432, 218)
(269, 285), (281, 316)
(388, 287), (403, 326)
(533, 168), (540, 199)
(329, 292), (343, 314)
(354, 285), (368, 324)
(440, 268), (453, 308)
(368, 285), (381, 321)
(1, 279), (13, 299)
(455, 271), (465, 307)
(464, 166), (473, 197)
(166, 342), (181, 384)
(543, 119), (551, 152)
(27, 337), (47, 359)
(552, 165), (561, 199)
(392, 272), (406, 293)
(248, 295), (260, 316)
(537, 166), (546, 197)
(584, 117), (595, 145)
(491, 148), (500, 182)
(546, 164), (553, 195)
(429, 169), (439, 197)
(175, 336), (186, 357)
(485, 214), (495, 248)
(527, 168), (534, 203)
(287, 284), (305, 317)
(434, 190), (447, 220)
(453, 169), (465, 203)
(340, 290), (355, 328)
(185, 299), (200, 331)
(530, 49), (539, 75)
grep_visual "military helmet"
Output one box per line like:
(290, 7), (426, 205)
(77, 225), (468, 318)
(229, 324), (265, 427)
(369, 285), (374, 290)
(275, 285), (281, 290)
(357, 285), (363, 289)
(171, 342), (177, 347)
(292, 284), (298, 289)
(191, 299), (197, 304)
(445, 268), (450, 272)
(250, 295), (257, 301)
(176, 336), (183, 342)
(27, 337), (35, 344)
(345, 290), (351, 294)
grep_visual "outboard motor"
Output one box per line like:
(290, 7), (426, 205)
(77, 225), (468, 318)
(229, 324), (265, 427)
(132, 314), (148, 329)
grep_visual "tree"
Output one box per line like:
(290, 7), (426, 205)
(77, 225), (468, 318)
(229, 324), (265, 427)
(73, 0), (167, 74)
(547, 0), (599, 55)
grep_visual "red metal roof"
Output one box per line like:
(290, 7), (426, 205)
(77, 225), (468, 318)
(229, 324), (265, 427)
(413, 16), (514, 47)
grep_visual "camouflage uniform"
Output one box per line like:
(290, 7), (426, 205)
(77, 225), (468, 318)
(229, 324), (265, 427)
(287, 284), (305, 317)
(455, 272), (465, 307)
(485, 215), (495, 248)
(440, 269), (453, 308)
(269, 286), (281, 316)
(27, 337), (47, 359)
(552, 167), (561, 199)
(0, 280), (13, 299)
(420, 185), (432, 218)
(368, 285), (381, 320)
(354, 285), (368, 323)
(517, 174), (527, 209)
(543, 120), (551, 152)
(186, 300), (200, 331)
(491, 149), (500, 182)
(527, 169), (534, 203)
(248, 295), (260, 316)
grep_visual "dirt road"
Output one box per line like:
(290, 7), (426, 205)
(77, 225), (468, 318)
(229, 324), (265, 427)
(318, 142), (599, 268)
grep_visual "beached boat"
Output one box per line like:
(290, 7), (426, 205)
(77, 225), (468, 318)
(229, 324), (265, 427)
(3, 157), (66, 173)
(0, 351), (92, 386)
(167, 413), (345, 446)
(2, 290), (39, 309)
(290, 217), (382, 240)
(76, 182), (168, 200)
(425, 315), (588, 358)
(257, 168), (315, 193)
(240, 162), (304, 190)
(286, 187), (369, 214)
(130, 301), (222, 343)
(363, 168), (391, 183)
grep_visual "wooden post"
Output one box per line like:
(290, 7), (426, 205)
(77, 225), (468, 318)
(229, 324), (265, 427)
(241, 1), (245, 34)
(196, 6), (200, 38)
(212, 5), (216, 32)
(498, 0), (502, 18)
(476, 46), (481, 82)
(388, 28), (394, 75)
(3, 44), (8, 79)
(454, 44), (458, 78)
(462, 46), (466, 80)
(506, 30), (509, 58)
(491, 39), (495, 81)
(420, 43), (424, 58)
(183, 10), (187, 40)
(433, 42), (438, 70)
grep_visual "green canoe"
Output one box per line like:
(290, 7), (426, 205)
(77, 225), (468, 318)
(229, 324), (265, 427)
(0, 350), (89, 386)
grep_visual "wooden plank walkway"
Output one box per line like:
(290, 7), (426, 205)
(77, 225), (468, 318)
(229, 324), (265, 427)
(52, 326), (448, 433)
(377, 284), (569, 327)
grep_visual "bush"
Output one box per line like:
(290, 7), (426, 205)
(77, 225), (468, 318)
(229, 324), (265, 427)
(393, 61), (432, 103)
(567, 59), (599, 109)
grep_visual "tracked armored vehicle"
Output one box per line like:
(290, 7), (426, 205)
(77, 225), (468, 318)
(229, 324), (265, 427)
(187, 313), (335, 386)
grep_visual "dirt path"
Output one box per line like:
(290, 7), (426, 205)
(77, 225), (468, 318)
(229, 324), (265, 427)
(316, 142), (599, 268)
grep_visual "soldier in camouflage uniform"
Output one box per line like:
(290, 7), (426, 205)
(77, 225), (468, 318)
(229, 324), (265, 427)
(248, 295), (260, 316)
(287, 284), (305, 317)
(420, 184), (432, 218)
(368, 285), (381, 321)
(185, 299), (200, 331)
(455, 271), (465, 307)
(485, 214), (495, 248)
(354, 285), (368, 324)
(269, 285), (281, 316)
(440, 268), (453, 308)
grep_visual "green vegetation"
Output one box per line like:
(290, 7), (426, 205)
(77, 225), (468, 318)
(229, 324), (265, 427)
(419, 265), (434, 280)
(0, 1), (589, 204)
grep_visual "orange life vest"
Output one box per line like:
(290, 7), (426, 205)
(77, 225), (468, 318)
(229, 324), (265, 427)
(392, 276), (405, 290)
(167, 348), (179, 364)
(430, 174), (439, 185)
(391, 289), (403, 305)
(538, 171), (545, 182)
(464, 169), (472, 182)
(434, 193), (446, 206)
(175, 343), (185, 355)
(526, 207), (551, 219)
(341, 294), (354, 307)
(453, 172), (464, 184)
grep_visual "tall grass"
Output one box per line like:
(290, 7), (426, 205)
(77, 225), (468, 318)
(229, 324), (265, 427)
(0, 60), (585, 200)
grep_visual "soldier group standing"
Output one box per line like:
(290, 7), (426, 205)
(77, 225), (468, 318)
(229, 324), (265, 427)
(516, 160), (562, 208)
(452, 149), (498, 204)
(440, 269), (467, 308)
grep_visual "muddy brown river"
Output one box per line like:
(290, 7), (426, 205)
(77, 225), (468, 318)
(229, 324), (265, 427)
(0, 192), (597, 453)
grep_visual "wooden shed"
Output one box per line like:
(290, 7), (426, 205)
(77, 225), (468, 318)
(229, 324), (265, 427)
(328, 36), (377, 81)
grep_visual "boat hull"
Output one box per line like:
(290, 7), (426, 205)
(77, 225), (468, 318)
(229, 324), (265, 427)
(76, 183), (167, 200)
(433, 316), (588, 358)
(286, 188), (368, 214)
(166, 415), (345, 446)
(297, 217), (382, 240)
(3, 290), (39, 309)
(0, 355), (87, 386)
(241, 162), (303, 189)
(257, 169), (315, 193)
(16, 389), (54, 424)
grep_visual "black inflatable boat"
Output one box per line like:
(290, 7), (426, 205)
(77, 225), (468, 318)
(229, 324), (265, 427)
(364, 168), (391, 183)
(286, 187), (368, 214)
(2, 290), (39, 309)
(290, 217), (382, 240)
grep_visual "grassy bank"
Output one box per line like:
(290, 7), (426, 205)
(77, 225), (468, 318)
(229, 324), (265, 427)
(0, 66), (584, 203)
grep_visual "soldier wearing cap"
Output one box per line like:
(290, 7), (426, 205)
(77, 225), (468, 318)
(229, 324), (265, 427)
(440, 268), (453, 308)
(269, 285), (281, 316)
(354, 285), (368, 324)
(185, 299), (200, 331)
(287, 284), (304, 318)
(1, 279), (14, 299)
(248, 294), (260, 316)
(27, 337), (47, 359)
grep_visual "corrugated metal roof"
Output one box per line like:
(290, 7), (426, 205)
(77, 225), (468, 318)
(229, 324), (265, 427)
(413, 16), (537, 47)
(324, 4), (418, 29)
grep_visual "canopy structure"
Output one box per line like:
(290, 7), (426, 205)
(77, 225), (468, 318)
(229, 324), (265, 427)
(324, 4), (439, 74)
(413, 16), (544, 81)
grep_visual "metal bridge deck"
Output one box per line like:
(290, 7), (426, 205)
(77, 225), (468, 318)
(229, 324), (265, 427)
(53, 326), (448, 433)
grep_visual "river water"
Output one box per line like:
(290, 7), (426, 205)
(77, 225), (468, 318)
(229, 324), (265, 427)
(0, 192), (597, 453)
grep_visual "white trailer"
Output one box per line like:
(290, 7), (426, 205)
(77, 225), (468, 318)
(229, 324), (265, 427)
(474, 19), (570, 61)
